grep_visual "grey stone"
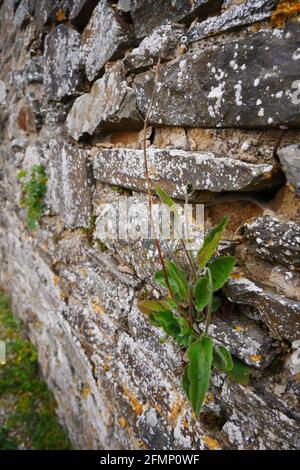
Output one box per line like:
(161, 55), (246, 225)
(278, 144), (300, 196)
(224, 278), (300, 342)
(44, 24), (83, 100)
(119, 0), (223, 38)
(46, 140), (92, 228)
(93, 148), (283, 199)
(134, 22), (300, 128)
(66, 63), (143, 140)
(124, 22), (185, 73)
(0, 79), (6, 104)
(188, 0), (279, 43)
(243, 216), (300, 269)
(82, 0), (134, 82)
(208, 312), (280, 368)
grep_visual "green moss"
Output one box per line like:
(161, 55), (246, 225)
(0, 291), (71, 450)
(96, 239), (108, 252)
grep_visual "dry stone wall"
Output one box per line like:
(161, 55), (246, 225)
(0, 0), (300, 450)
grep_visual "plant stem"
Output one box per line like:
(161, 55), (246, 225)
(142, 56), (174, 300)
(204, 267), (213, 335)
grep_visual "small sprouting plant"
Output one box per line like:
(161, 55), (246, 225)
(138, 186), (251, 416)
(18, 165), (47, 230)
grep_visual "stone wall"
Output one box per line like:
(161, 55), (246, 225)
(0, 0), (300, 450)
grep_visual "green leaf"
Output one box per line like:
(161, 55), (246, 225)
(154, 260), (189, 301)
(214, 345), (233, 371)
(212, 354), (251, 385)
(197, 216), (228, 269)
(152, 311), (181, 338)
(211, 295), (222, 313)
(137, 299), (171, 315)
(155, 185), (180, 224)
(209, 256), (236, 292)
(193, 277), (210, 311)
(176, 316), (194, 347)
(182, 367), (190, 399)
(17, 170), (27, 179)
(188, 336), (213, 415)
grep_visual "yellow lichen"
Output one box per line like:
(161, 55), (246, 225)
(235, 325), (245, 332)
(203, 435), (222, 450)
(92, 301), (105, 317)
(118, 416), (127, 428)
(82, 385), (92, 398)
(249, 354), (262, 363)
(271, 0), (300, 28)
(122, 386), (143, 415)
(55, 9), (66, 22)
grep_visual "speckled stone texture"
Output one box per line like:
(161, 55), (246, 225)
(0, 0), (300, 450)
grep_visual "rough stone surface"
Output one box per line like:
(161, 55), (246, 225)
(1, 0), (300, 451)
(188, 0), (279, 43)
(134, 22), (300, 128)
(46, 140), (92, 228)
(44, 24), (83, 100)
(124, 22), (185, 73)
(93, 148), (283, 199)
(224, 278), (300, 342)
(119, 0), (223, 38)
(82, 0), (134, 81)
(67, 63), (143, 140)
(278, 144), (300, 196)
(243, 216), (300, 269)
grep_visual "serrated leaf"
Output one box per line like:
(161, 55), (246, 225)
(212, 353), (251, 385)
(197, 216), (228, 269)
(211, 295), (222, 313)
(137, 299), (171, 315)
(193, 277), (210, 311)
(188, 336), (213, 415)
(209, 256), (236, 291)
(214, 345), (233, 371)
(182, 367), (190, 399)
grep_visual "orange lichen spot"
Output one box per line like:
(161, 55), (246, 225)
(155, 403), (162, 414)
(294, 372), (300, 381)
(204, 392), (214, 404)
(92, 301), (105, 316)
(249, 354), (262, 363)
(235, 324), (245, 332)
(252, 22), (262, 32)
(55, 9), (66, 22)
(123, 385), (143, 415)
(82, 384), (92, 398)
(102, 362), (110, 371)
(182, 417), (189, 429)
(271, 0), (300, 28)
(53, 275), (60, 287)
(231, 272), (244, 279)
(203, 435), (222, 450)
(118, 416), (127, 428)
(169, 396), (185, 425)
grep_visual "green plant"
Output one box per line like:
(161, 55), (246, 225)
(138, 186), (251, 416)
(18, 165), (47, 230)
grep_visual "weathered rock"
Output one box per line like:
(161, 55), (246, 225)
(46, 140), (92, 228)
(66, 63), (143, 140)
(124, 22), (185, 73)
(118, 0), (223, 38)
(93, 148), (283, 199)
(208, 311), (280, 368)
(82, 1), (134, 82)
(188, 0), (279, 43)
(278, 144), (300, 196)
(44, 24), (83, 100)
(69, 0), (99, 28)
(0, 79), (6, 104)
(224, 278), (300, 342)
(134, 22), (300, 128)
(243, 216), (300, 269)
(221, 380), (300, 450)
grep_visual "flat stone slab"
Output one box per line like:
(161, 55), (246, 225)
(66, 63), (143, 141)
(134, 22), (300, 128)
(93, 148), (283, 198)
(278, 144), (300, 196)
(243, 216), (300, 269)
(224, 278), (300, 342)
(188, 0), (279, 43)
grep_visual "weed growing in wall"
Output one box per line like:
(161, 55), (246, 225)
(18, 165), (47, 230)
(138, 186), (251, 416)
